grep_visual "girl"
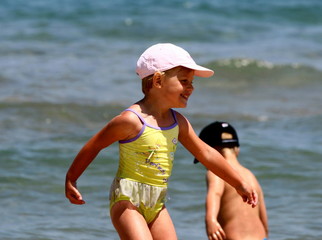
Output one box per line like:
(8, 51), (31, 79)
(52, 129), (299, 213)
(65, 43), (257, 240)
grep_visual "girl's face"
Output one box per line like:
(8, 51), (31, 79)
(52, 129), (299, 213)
(162, 67), (195, 108)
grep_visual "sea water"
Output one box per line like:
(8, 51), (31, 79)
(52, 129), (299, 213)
(1, 0), (322, 239)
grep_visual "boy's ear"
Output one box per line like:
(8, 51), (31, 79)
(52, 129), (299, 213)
(152, 71), (164, 88)
(235, 147), (240, 156)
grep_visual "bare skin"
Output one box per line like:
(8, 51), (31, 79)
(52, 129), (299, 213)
(110, 201), (177, 240)
(65, 67), (258, 239)
(205, 148), (268, 240)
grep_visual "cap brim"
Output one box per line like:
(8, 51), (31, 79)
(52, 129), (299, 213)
(181, 64), (214, 78)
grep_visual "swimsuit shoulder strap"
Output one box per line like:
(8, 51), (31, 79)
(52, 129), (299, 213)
(124, 108), (146, 125)
(170, 109), (178, 124)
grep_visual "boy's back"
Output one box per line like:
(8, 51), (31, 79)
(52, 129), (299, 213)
(208, 163), (267, 240)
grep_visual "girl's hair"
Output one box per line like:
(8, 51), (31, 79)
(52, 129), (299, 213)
(141, 74), (154, 95)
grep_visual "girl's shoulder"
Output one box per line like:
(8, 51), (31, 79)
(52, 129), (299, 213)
(118, 107), (143, 125)
(105, 108), (143, 142)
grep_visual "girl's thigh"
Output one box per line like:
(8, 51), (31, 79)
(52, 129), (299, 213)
(149, 206), (177, 240)
(110, 200), (153, 240)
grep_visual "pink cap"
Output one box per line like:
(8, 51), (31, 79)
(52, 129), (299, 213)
(136, 43), (214, 79)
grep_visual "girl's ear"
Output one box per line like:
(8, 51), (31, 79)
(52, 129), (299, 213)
(152, 71), (164, 88)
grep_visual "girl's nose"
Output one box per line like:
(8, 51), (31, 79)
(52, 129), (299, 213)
(187, 83), (194, 91)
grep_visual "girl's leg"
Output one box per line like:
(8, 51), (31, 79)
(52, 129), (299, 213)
(149, 206), (177, 240)
(110, 200), (153, 240)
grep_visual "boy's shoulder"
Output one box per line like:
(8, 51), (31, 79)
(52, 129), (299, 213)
(237, 164), (263, 190)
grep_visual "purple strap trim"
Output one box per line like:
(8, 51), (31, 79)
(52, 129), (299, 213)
(119, 109), (146, 144)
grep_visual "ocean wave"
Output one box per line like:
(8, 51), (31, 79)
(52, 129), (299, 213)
(202, 58), (322, 86)
(0, 101), (124, 125)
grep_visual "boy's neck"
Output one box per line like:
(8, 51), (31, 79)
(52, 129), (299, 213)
(221, 148), (240, 166)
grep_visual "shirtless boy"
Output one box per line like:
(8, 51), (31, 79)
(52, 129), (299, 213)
(195, 121), (269, 240)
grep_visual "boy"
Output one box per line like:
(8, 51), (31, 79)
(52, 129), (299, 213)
(195, 121), (268, 240)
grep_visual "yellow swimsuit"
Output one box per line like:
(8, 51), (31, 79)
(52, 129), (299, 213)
(109, 108), (179, 223)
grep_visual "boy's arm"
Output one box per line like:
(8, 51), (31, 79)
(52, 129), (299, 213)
(176, 113), (257, 207)
(205, 170), (226, 240)
(258, 186), (269, 237)
(65, 111), (141, 204)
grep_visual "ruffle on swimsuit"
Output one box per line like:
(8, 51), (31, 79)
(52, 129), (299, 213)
(109, 178), (168, 209)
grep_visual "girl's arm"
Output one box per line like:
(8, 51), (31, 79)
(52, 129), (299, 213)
(65, 111), (141, 204)
(176, 112), (257, 207)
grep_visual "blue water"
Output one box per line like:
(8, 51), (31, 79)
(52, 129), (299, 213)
(1, 0), (322, 239)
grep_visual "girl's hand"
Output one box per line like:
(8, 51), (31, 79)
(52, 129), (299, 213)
(65, 177), (85, 205)
(236, 182), (258, 208)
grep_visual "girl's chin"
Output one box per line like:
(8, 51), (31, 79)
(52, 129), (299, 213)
(176, 102), (188, 108)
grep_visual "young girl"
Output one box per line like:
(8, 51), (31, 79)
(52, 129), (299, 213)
(65, 43), (258, 240)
